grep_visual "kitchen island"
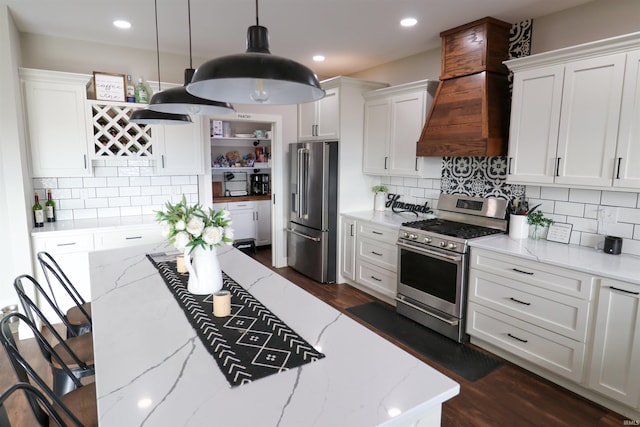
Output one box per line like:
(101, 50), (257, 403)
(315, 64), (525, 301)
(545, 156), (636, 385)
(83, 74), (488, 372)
(88, 243), (459, 426)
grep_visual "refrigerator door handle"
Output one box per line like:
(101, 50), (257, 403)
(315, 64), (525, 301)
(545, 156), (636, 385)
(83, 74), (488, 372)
(286, 227), (321, 242)
(297, 148), (309, 219)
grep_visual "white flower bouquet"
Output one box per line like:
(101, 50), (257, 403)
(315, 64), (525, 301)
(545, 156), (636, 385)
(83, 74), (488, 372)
(156, 195), (234, 252)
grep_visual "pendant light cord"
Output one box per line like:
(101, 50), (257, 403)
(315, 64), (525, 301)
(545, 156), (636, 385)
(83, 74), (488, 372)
(255, 0), (259, 26)
(188, 0), (193, 69)
(155, 0), (162, 91)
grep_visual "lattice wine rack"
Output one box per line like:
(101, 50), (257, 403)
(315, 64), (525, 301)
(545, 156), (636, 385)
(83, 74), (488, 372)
(91, 102), (154, 157)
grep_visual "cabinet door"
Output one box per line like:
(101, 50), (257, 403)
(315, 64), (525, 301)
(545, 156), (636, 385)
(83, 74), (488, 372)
(388, 90), (425, 176)
(297, 101), (317, 140)
(340, 217), (356, 281)
(588, 280), (640, 407)
(255, 200), (272, 246)
(362, 98), (390, 175)
(316, 87), (339, 139)
(614, 50), (640, 189)
(555, 53), (626, 187)
(23, 80), (91, 177)
(155, 116), (205, 175)
(227, 202), (256, 240)
(507, 65), (564, 184)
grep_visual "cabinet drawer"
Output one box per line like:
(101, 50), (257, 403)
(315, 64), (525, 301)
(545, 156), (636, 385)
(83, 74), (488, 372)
(469, 270), (591, 342)
(357, 222), (397, 244)
(468, 302), (586, 382)
(37, 233), (94, 254)
(227, 201), (255, 211)
(357, 236), (397, 272)
(471, 248), (595, 300)
(94, 227), (163, 250)
(356, 260), (397, 299)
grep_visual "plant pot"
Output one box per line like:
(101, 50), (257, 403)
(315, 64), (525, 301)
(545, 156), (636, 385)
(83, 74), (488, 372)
(374, 192), (386, 211)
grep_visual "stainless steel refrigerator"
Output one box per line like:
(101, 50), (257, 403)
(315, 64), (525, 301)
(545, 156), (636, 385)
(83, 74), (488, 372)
(286, 140), (338, 283)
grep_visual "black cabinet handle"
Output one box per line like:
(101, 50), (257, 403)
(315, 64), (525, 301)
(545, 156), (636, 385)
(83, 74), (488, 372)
(610, 286), (640, 296)
(372, 231), (383, 235)
(56, 242), (77, 247)
(371, 251), (382, 256)
(384, 157), (388, 170)
(556, 157), (561, 177)
(125, 236), (142, 240)
(370, 276), (382, 282)
(350, 224), (354, 237)
(507, 333), (528, 343)
(512, 268), (534, 275)
(616, 157), (622, 180)
(508, 157), (513, 175)
(509, 297), (531, 306)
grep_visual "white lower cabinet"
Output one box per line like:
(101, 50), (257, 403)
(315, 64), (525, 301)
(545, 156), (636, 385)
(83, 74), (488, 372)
(467, 248), (594, 383)
(340, 217), (356, 281)
(226, 200), (271, 246)
(588, 279), (640, 408)
(340, 216), (397, 303)
(93, 226), (163, 250)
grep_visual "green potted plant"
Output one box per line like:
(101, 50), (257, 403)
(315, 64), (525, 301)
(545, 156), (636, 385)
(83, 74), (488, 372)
(372, 185), (388, 211)
(526, 210), (554, 240)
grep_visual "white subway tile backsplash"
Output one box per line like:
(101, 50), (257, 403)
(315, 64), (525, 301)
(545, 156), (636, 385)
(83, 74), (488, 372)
(130, 196), (152, 206)
(108, 197), (131, 207)
(98, 207), (121, 218)
(104, 158), (128, 167)
(554, 201), (585, 217)
(58, 177), (83, 188)
(52, 189), (73, 199)
(601, 191), (638, 207)
(118, 167), (140, 177)
(390, 176), (404, 185)
(618, 207), (640, 224)
(120, 206), (142, 216)
(151, 176), (171, 186)
(130, 177), (151, 186)
(409, 187), (425, 198)
(58, 199), (84, 210)
(33, 178), (58, 189)
(171, 176), (191, 185)
(152, 195), (170, 205)
(127, 159), (152, 167)
(56, 210), (73, 221)
(180, 184), (198, 194)
(142, 205), (162, 215)
(96, 187), (119, 198)
(140, 167), (154, 176)
(540, 187), (569, 201)
(84, 198), (109, 209)
(119, 186), (141, 197)
(141, 186), (162, 196)
(569, 188), (601, 204)
(600, 222), (634, 239)
(584, 204), (600, 219)
(73, 209), (98, 219)
(107, 177), (129, 187)
(568, 216), (598, 233)
(94, 167), (118, 177)
(82, 177), (107, 188)
(403, 177), (418, 187)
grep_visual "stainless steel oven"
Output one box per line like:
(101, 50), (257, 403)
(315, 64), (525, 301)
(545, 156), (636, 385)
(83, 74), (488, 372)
(396, 194), (508, 343)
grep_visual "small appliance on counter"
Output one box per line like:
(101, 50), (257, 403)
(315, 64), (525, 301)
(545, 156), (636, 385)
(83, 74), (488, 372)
(251, 173), (270, 195)
(223, 171), (248, 197)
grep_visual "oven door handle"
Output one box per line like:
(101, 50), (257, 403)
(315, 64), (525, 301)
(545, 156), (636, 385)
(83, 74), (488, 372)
(396, 296), (460, 326)
(396, 241), (462, 262)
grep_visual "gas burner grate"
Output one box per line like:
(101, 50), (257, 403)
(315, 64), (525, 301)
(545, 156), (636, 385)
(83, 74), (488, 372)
(402, 219), (503, 239)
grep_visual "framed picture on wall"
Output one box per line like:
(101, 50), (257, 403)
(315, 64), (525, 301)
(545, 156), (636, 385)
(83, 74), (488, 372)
(93, 72), (126, 102)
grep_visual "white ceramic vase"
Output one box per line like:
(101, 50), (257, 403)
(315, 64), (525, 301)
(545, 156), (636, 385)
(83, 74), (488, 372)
(184, 245), (223, 295)
(374, 192), (387, 211)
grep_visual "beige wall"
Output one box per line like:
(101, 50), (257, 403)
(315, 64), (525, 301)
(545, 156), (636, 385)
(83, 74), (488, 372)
(351, 0), (640, 86)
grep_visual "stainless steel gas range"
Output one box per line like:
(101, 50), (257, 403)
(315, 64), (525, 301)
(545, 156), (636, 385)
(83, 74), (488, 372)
(396, 194), (508, 342)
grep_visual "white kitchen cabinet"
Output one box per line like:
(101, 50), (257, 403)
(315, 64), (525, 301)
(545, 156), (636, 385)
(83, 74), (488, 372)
(226, 200), (271, 246)
(31, 232), (94, 321)
(340, 217), (356, 281)
(588, 279), (640, 407)
(363, 80), (436, 177)
(20, 68), (92, 177)
(467, 248), (595, 382)
(505, 33), (640, 190)
(154, 115), (206, 175)
(255, 200), (272, 246)
(93, 226), (163, 250)
(297, 87), (339, 140)
(614, 49), (640, 189)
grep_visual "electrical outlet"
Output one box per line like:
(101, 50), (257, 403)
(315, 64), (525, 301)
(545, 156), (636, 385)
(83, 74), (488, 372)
(599, 206), (618, 223)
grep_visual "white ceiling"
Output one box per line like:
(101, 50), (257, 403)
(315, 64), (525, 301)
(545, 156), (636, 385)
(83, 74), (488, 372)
(3, 0), (593, 77)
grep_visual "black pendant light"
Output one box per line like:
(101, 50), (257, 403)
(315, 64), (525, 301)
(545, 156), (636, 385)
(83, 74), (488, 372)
(187, 0), (325, 105)
(147, 0), (235, 115)
(131, 0), (192, 125)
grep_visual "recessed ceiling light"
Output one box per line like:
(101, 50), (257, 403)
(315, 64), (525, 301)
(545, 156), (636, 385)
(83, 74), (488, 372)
(400, 18), (417, 27)
(313, 55), (325, 62)
(113, 20), (132, 29)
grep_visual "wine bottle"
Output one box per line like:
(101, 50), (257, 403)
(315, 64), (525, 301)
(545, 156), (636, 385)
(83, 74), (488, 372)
(33, 193), (44, 228)
(45, 189), (56, 222)
(135, 77), (149, 104)
(126, 74), (135, 103)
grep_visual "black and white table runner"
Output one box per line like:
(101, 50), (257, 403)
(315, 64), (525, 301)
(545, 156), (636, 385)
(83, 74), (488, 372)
(147, 252), (325, 387)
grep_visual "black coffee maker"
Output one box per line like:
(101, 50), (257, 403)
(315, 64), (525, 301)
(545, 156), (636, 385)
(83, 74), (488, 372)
(251, 174), (270, 195)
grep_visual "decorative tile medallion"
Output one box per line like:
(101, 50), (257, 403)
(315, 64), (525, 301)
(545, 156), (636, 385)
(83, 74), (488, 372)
(441, 156), (525, 200)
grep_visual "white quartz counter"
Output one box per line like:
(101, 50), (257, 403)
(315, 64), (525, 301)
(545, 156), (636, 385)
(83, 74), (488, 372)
(89, 244), (459, 426)
(342, 210), (431, 229)
(470, 235), (640, 285)
(31, 215), (159, 236)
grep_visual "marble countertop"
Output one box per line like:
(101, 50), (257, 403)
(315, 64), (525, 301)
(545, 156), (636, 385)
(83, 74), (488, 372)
(470, 235), (640, 286)
(31, 215), (159, 236)
(342, 210), (432, 229)
(88, 244), (459, 426)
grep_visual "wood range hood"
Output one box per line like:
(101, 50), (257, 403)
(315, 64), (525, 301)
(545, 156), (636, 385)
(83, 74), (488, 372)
(417, 17), (512, 157)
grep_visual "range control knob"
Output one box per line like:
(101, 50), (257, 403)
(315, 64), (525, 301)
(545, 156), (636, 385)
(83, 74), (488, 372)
(448, 242), (457, 250)
(409, 233), (418, 240)
(423, 237), (432, 244)
(440, 241), (447, 247)
(402, 232), (410, 238)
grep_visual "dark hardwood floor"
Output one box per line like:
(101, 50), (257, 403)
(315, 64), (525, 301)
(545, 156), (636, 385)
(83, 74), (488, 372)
(0, 246), (630, 426)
